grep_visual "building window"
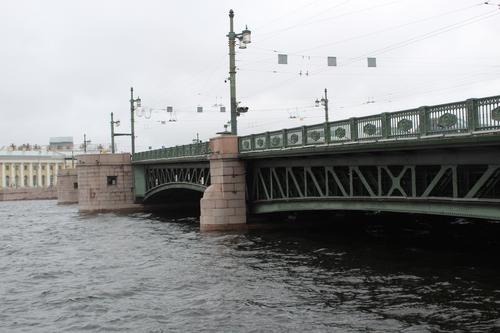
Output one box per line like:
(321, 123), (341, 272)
(24, 165), (28, 171)
(24, 176), (28, 185)
(42, 166), (45, 170)
(33, 176), (37, 187)
(73, 182), (78, 189)
(5, 176), (9, 187)
(5, 165), (9, 171)
(50, 176), (54, 186)
(42, 175), (46, 186)
(107, 176), (117, 186)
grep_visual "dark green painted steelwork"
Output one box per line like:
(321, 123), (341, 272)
(247, 147), (500, 220)
(239, 94), (500, 154)
(141, 163), (210, 201)
(132, 142), (209, 162)
(131, 94), (500, 220)
(144, 182), (207, 202)
(133, 164), (146, 198)
(252, 199), (500, 220)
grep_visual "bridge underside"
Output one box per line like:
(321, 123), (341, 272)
(141, 163), (210, 208)
(247, 147), (500, 220)
(253, 199), (499, 220)
(143, 182), (206, 204)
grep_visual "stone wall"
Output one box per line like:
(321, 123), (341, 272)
(200, 135), (247, 231)
(57, 168), (78, 204)
(0, 187), (57, 201)
(76, 153), (141, 212)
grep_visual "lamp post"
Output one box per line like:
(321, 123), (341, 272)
(130, 87), (141, 155)
(227, 9), (251, 135)
(315, 88), (329, 123)
(83, 134), (91, 153)
(109, 88), (141, 155)
(110, 112), (121, 153)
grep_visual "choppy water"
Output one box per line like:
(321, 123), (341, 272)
(0, 200), (499, 332)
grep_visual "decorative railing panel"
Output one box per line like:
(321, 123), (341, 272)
(306, 124), (326, 145)
(286, 127), (303, 147)
(427, 101), (468, 133)
(133, 142), (209, 161)
(477, 95), (500, 130)
(356, 115), (383, 140)
(133, 95), (500, 159)
(269, 130), (284, 149)
(389, 109), (420, 138)
(330, 121), (351, 142)
(238, 94), (500, 153)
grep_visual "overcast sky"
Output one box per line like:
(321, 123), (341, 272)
(1, 0), (499, 151)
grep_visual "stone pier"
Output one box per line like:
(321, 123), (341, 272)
(77, 153), (141, 212)
(57, 168), (78, 204)
(200, 135), (247, 231)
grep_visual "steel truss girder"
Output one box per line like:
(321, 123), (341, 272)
(252, 164), (500, 202)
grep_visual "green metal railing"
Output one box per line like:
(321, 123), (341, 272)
(239, 94), (500, 152)
(132, 142), (209, 162)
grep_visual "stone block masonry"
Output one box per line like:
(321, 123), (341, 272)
(57, 168), (78, 204)
(200, 135), (247, 231)
(77, 153), (142, 212)
(0, 187), (57, 201)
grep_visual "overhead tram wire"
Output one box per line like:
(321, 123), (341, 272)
(253, 0), (326, 30)
(238, 1), (492, 69)
(290, 2), (486, 55)
(240, 3), (499, 113)
(343, 11), (500, 65)
(308, 9), (500, 76)
(255, 0), (352, 37)
(330, 72), (500, 110)
(258, 0), (406, 42)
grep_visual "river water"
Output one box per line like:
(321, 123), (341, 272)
(0, 200), (499, 332)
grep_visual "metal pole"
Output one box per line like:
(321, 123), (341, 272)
(111, 112), (115, 153)
(324, 88), (329, 123)
(228, 9), (237, 135)
(130, 87), (135, 155)
(84, 134), (87, 153)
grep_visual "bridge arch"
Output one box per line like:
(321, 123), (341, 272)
(143, 182), (207, 203)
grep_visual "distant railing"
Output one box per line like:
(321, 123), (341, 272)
(132, 142), (209, 162)
(239, 94), (500, 152)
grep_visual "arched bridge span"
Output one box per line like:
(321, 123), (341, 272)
(134, 161), (210, 203)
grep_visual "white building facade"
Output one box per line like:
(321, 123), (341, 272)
(0, 151), (71, 189)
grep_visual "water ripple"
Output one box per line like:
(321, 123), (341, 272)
(0, 200), (499, 332)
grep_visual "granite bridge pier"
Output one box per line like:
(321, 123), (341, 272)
(62, 95), (500, 230)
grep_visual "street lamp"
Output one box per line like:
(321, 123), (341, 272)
(315, 88), (329, 123)
(227, 9), (251, 135)
(109, 88), (141, 155)
(130, 87), (142, 155)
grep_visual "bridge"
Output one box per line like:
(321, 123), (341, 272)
(132, 94), (500, 230)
